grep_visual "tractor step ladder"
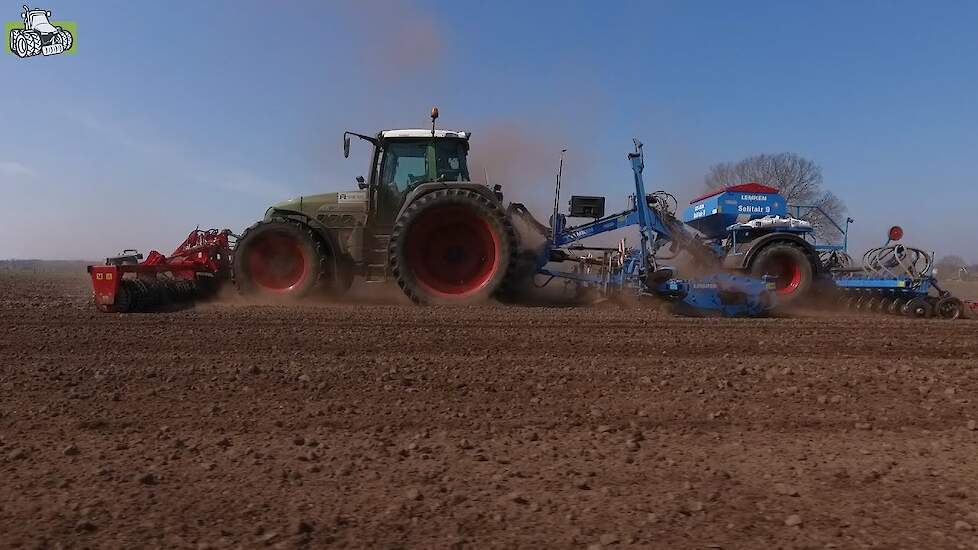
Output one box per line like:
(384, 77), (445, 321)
(364, 234), (390, 282)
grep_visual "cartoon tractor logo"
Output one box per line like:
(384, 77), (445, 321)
(9, 5), (73, 58)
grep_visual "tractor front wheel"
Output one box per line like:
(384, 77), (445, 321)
(14, 34), (29, 58)
(749, 242), (814, 305)
(390, 189), (515, 305)
(233, 219), (324, 299)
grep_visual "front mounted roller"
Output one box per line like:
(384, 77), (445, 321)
(389, 189), (516, 305)
(749, 242), (814, 305)
(233, 219), (325, 299)
(87, 229), (234, 313)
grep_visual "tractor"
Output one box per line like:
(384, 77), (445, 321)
(9, 5), (72, 58)
(232, 108), (520, 305)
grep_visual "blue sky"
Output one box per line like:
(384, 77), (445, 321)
(1, 0), (976, 260)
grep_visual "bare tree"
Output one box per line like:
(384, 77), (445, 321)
(705, 153), (847, 241)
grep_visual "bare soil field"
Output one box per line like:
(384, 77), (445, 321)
(1, 271), (978, 549)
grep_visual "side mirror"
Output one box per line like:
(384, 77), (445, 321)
(46, 10), (51, 16)
(343, 136), (351, 159)
(356, 176), (366, 190)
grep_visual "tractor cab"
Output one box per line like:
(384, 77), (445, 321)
(364, 130), (473, 231)
(23, 8), (56, 32)
(345, 123), (474, 233)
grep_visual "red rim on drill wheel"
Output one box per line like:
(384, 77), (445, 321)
(246, 233), (309, 293)
(404, 205), (500, 296)
(761, 254), (803, 295)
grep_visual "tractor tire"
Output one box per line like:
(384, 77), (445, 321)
(57, 29), (72, 51)
(9, 29), (18, 54)
(13, 34), (29, 58)
(23, 31), (41, 57)
(389, 188), (516, 305)
(748, 242), (814, 305)
(233, 219), (325, 300)
(494, 249), (541, 303)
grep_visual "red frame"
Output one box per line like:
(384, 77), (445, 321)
(688, 182), (781, 205)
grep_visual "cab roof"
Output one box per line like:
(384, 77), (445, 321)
(378, 129), (471, 140)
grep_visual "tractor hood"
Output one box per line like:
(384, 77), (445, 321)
(33, 21), (57, 33)
(267, 190), (368, 220)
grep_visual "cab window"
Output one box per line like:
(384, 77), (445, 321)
(435, 140), (469, 182)
(381, 142), (428, 192)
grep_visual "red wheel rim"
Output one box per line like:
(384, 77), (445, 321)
(760, 254), (803, 295)
(404, 205), (500, 296)
(246, 233), (308, 293)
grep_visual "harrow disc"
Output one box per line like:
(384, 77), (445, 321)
(902, 297), (932, 318)
(888, 298), (907, 315)
(936, 297), (963, 320)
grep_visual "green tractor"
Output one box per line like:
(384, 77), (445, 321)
(233, 109), (521, 304)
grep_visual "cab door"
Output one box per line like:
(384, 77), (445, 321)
(372, 140), (432, 234)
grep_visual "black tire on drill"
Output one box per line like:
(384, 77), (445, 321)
(389, 189), (516, 305)
(749, 242), (814, 305)
(233, 219), (324, 299)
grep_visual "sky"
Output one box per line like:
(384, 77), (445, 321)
(1, 0), (976, 261)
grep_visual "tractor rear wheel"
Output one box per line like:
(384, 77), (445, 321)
(389, 189), (515, 305)
(233, 219), (324, 299)
(749, 242), (814, 305)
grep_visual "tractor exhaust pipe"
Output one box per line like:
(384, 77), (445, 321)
(550, 149), (567, 239)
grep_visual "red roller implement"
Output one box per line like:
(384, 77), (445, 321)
(87, 228), (234, 312)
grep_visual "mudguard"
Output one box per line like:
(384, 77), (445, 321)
(723, 232), (819, 273)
